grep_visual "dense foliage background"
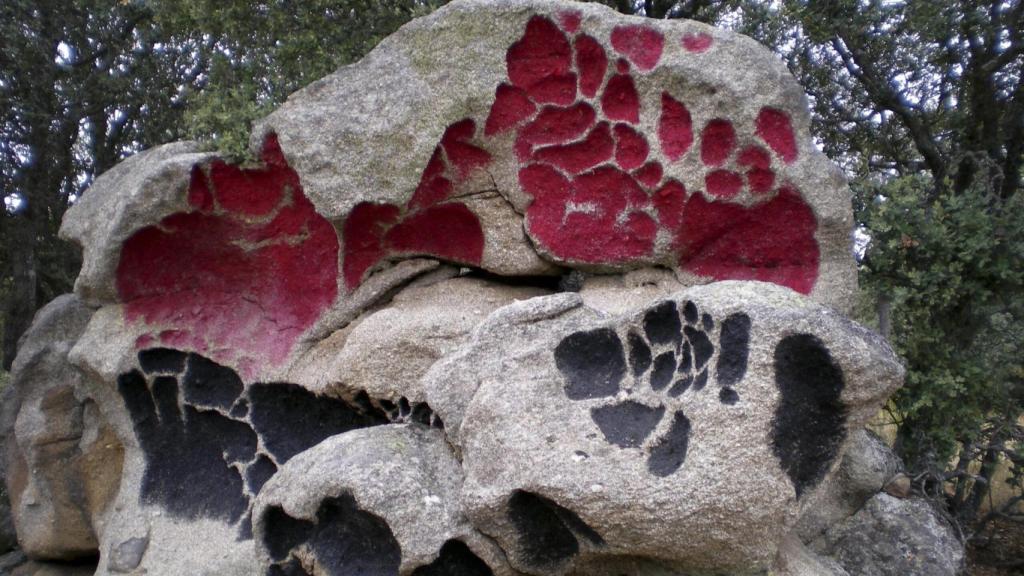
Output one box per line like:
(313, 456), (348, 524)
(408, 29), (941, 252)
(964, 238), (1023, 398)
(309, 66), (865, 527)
(1, 0), (1021, 547)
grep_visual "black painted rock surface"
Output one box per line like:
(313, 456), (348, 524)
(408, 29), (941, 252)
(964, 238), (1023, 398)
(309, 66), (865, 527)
(451, 281), (902, 575)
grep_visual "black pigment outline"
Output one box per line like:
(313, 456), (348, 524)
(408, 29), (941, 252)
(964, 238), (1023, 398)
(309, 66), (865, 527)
(118, 348), (442, 541)
(553, 300), (752, 478)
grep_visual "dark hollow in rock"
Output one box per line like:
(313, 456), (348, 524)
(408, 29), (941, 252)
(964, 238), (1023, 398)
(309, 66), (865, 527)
(306, 494), (401, 576)
(590, 401), (665, 448)
(647, 411), (692, 477)
(771, 333), (846, 497)
(182, 353), (244, 411)
(411, 540), (494, 576)
(507, 490), (604, 570)
(650, 351), (676, 391)
(263, 496), (403, 575)
(138, 348), (187, 374)
(628, 332), (652, 377)
(554, 328), (626, 400)
(248, 383), (389, 463)
(262, 506), (314, 562)
(643, 301), (682, 347)
(716, 313), (751, 387)
(268, 559), (312, 576)
(684, 326), (714, 370)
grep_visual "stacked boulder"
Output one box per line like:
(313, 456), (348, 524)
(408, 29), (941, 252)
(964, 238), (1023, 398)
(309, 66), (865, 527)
(1, 1), (963, 575)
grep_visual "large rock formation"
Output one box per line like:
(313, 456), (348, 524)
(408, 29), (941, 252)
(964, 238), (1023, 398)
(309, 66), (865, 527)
(0, 1), (962, 575)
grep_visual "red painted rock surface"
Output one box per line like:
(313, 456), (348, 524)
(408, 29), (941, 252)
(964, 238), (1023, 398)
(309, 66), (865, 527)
(113, 10), (822, 377)
(116, 136), (339, 376)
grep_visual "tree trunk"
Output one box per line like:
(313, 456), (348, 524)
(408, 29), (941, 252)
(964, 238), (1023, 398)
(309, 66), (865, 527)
(3, 214), (37, 370)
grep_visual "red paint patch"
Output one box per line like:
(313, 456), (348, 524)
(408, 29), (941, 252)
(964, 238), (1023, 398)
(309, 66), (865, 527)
(610, 24), (664, 71)
(507, 16), (572, 91)
(342, 202), (401, 289)
(634, 162), (663, 189)
(705, 170), (744, 199)
(116, 134), (340, 375)
(519, 103), (597, 147)
(574, 35), (608, 99)
(653, 179), (687, 229)
(756, 107), (798, 163)
(659, 93), (693, 161)
(746, 168), (775, 195)
(676, 187), (819, 294)
(737, 145), (771, 169)
(441, 119), (491, 180)
(526, 73), (578, 106)
(485, 84), (537, 136)
(601, 74), (640, 124)
(700, 119), (736, 167)
(408, 149), (452, 210)
(682, 32), (713, 53)
(613, 124), (649, 170)
(342, 118), (488, 291)
(616, 58), (630, 74)
(533, 122), (615, 175)
(384, 203), (485, 265)
(558, 10), (582, 33)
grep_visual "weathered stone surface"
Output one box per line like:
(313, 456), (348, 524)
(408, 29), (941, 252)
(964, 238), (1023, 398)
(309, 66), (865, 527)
(107, 536), (148, 574)
(816, 494), (964, 576)
(253, 424), (512, 575)
(773, 536), (849, 576)
(290, 276), (550, 401)
(1, 295), (123, 561)
(449, 281), (901, 575)
(795, 428), (904, 542)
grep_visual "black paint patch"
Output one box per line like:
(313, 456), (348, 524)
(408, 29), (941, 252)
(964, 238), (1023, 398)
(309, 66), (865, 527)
(262, 505), (314, 562)
(685, 326), (714, 370)
(118, 367), (252, 523)
(719, 388), (739, 405)
(650, 351), (676, 391)
(230, 398), (249, 419)
(138, 348), (187, 374)
(668, 376), (693, 397)
(772, 334), (846, 497)
(643, 301), (682, 347)
(677, 341), (692, 373)
(590, 401), (665, 448)
(628, 332), (652, 377)
(691, 369), (708, 391)
(508, 491), (603, 569)
(248, 383), (389, 463)
(716, 313), (751, 387)
(182, 353), (244, 411)
(682, 301), (698, 324)
(554, 328), (626, 400)
(412, 540), (494, 576)
(701, 313), (714, 331)
(647, 411), (691, 477)
(246, 455), (278, 494)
